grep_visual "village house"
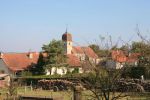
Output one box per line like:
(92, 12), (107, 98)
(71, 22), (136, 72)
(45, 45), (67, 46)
(106, 50), (140, 69)
(0, 31), (99, 76)
(0, 52), (39, 77)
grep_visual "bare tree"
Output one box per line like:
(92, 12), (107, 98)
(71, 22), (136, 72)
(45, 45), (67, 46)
(80, 35), (129, 100)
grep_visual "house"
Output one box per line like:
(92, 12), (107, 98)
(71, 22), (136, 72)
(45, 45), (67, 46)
(0, 31), (99, 76)
(106, 50), (140, 69)
(0, 52), (39, 77)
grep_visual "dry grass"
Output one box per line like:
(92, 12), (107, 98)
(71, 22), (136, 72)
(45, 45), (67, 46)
(0, 87), (150, 100)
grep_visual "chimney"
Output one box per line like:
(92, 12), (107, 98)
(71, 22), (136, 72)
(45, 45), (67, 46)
(0, 52), (3, 59)
(28, 52), (33, 59)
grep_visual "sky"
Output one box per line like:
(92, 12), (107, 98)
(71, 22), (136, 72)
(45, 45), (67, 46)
(0, 0), (150, 52)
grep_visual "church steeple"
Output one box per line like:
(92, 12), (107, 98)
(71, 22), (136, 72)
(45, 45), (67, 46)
(62, 30), (73, 54)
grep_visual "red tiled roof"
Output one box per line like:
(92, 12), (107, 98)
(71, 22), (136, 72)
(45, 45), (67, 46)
(111, 50), (127, 62)
(67, 54), (81, 67)
(127, 53), (140, 63)
(111, 50), (140, 63)
(2, 52), (39, 72)
(1, 52), (82, 71)
(72, 46), (98, 59)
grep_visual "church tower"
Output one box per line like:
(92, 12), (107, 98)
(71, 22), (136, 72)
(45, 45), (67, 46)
(62, 30), (73, 54)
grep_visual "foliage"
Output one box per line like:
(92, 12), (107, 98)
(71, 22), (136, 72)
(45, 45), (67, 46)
(122, 66), (146, 79)
(131, 41), (150, 67)
(130, 67), (146, 79)
(42, 39), (68, 74)
(30, 53), (46, 75)
(82, 67), (127, 100)
(89, 44), (100, 56)
(72, 68), (79, 74)
(89, 44), (109, 57)
(21, 71), (33, 77)
(7, 78), (17, 97)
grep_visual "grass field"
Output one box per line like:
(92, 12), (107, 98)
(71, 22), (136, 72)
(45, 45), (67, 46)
(0, 87), (150, 100)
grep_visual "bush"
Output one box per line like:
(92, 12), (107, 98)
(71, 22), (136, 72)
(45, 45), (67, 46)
(72, 68), (79, 74)
(21, 71), (32, 77)
(130, 67), (146, 79)
(121, 66), (146, 79)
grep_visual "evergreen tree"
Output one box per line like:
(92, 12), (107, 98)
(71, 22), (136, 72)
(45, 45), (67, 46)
(42, 39), (68, 74)
(29, 52), (45, 75)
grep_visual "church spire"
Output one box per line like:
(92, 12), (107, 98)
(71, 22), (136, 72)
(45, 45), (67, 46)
(66, 27), (68, 33)
(65, 24), (68, 33)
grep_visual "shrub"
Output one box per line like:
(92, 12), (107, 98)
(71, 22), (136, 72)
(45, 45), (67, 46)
(121, 66), (146, 79)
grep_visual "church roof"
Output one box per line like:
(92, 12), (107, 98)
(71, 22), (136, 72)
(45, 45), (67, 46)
(62, 32), (72, 41)
(67, 54), (81, 67)
(72, 46), (98, 59)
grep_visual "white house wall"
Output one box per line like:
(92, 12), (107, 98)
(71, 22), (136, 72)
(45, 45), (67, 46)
(50, 67), (67, 75)
(116, 62), (124, 69)
(79, 68), (83, 73)
(46, 67), (83, 75)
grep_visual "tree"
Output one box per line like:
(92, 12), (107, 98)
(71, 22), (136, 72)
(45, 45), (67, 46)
(42, 39), (68, 75)
(81, 59), (128, 100)
(130, 41), (150, 67)
(6, 78), (18, 100)
(82, 34), (133, 100)
(89, 44), (109, 57)
(120, 45), (130, 54)
(30, 53), (46, 75)
(89, 44), (100, 56)
(82, 37), (129, 100)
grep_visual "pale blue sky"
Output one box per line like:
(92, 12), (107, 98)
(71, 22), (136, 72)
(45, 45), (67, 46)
(0, 0), (150, 52)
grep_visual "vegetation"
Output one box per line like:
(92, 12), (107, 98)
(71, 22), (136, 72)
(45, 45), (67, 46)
(4, 29), (149, 100)
(42, 39), (68, 75)
(122, 66), (146, 79)
(29, 39), (68, 75)
(84, 31), (150, 99)
(1, 87), (150, 100)
(89, 44), (109, 57)
(30, 53), (46, 75)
